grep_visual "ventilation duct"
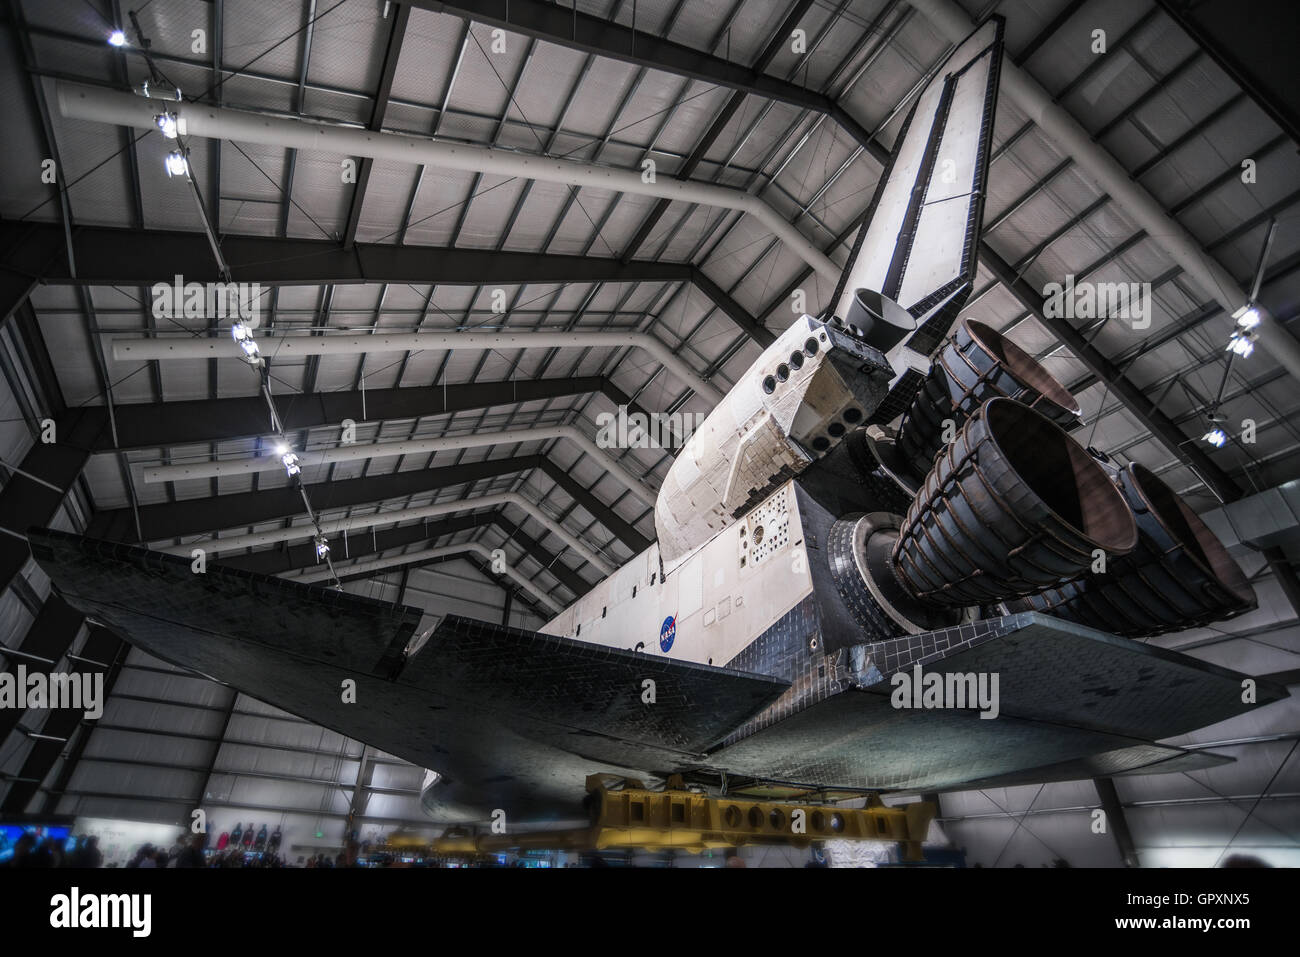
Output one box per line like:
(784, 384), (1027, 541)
(57, 81), (839, 285)
(112, 329), (724, 405)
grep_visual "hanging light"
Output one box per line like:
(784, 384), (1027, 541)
(108, 29), (127, 47)
(281, 451), (301, 476)
(164, 150), (189, 178)
(1234, 307), (1261, 330)
(1202, 428), (1227, 448)
(231, 321), (253, 342)
(314, 535), (331, 560)
(155, 111), (178, 139)
(1226, 330), (1256, 358)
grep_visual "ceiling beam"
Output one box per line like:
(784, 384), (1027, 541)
(77, 375), (646, 452)
(1154, 0), (1300, 148)
(342, 3), (411, 248)
(222, 508), (592, 597)
(618, 0), (817, 266)
(410, 0), (861, 127)
(85, 452), (650, 553)
(1, 221), (763, 342)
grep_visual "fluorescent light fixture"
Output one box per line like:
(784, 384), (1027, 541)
(1202, 428), (1227, 448)
(155, 112), (178, 139)
(108, 30), (126, 47)
(164, 150), (188, 177)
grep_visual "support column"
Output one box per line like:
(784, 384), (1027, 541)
(1095, 777), (1139, 868)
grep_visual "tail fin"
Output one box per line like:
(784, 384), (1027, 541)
(830, 16), (1004, 355)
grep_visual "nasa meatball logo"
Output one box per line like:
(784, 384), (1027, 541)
(659, 616), (676, 652)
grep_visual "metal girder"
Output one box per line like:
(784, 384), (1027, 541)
(690, 270), (775, 347)
(0, 221), (66, 326)
(342, 3), (411, 248)
(411, 0), (865, 133)
(0, 408), (100, 593)
(2, 626), (124, 814)
(0, 595), (85, 744)
(1154, 0), (1300, 149)
(80, 375), (643, 452)
(86, 452), (650, 553)
(223, 507), (592, 596)
(1093, 777), (1139, 868)
(0, 220), (686, 286)
(3, 221), (762, 341)
(618, 0), (817, 267)
(323, 545), (554, 620)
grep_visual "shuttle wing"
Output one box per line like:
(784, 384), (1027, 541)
(28, 529), (788, 817)
(711, 613), (1286, 793)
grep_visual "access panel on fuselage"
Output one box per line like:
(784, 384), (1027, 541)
(539, 481), (815, 672)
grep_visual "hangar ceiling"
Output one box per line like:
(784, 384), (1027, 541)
(0, 0), (1297, 863)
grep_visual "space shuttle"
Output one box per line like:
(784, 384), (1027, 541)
(28, 17), (1286, 833)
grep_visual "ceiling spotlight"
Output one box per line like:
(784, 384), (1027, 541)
(231, 321), (252, 342)
(1202, 428), (1227, 448)
(108, 29), (127, 47)
(238, 338), (261, 362)
(155, 112), (178, 139)
(314, 535), (330, 560)
(274, 441), (289, 457)
(164, 150), (189, 178)
(281, 451), (301, 477)
(1234, 306), (1261, 330)
(1226, 330), (1256, 358)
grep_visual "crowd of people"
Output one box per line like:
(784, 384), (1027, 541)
(2, 831), (294, 868)
(4, 833), (103, 868)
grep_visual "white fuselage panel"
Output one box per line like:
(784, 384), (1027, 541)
(540, 481), (814, 669)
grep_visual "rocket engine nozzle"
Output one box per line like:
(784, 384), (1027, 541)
(1007, 463), (1256, 636)
(892, 398), (1137, 606)
(896, 318), (1081, 480)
